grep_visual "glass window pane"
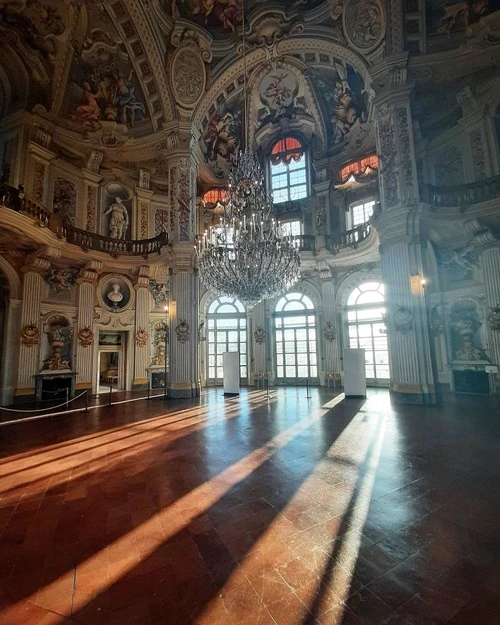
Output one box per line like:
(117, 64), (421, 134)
(285, 354), (296, 365)
(297, 353), (308, 365)
(297, 366), (308, 377)
(286, 366), (296, 377)
(284, 341), (295, 352)
(296, 341), (307, 353)
(309, 353), (317, 366)
(310, 366), (317, 377)
(277, 366), (284, 377)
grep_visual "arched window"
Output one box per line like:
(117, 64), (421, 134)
(269, 137), (308, 203)
(274, 292), (317, 382)
(207, 297), (247, 386)
(347, 282), (389, 382)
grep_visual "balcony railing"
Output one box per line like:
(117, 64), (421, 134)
(423, 175), (500, 210)
(0, 183), (168, 257)
(294, 235), (315, 252)
(325, 222), (372, 254)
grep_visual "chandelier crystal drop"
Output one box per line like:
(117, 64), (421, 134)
(197, 149), (300, 309)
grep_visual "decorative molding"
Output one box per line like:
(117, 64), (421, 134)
(175, 319), (190, 343)
(254, 325), (265, 344)
(21, 323), (40, 346)
(324, 321), (336, 342)
(135, 329), (148, 347)
(78, 327), (94, 347)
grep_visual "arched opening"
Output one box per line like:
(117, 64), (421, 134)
(274, 292), (318, 384)
(206, 296), (247, 386)
(346, 281), (389, 384)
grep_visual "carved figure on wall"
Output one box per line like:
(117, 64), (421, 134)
(45, 266), (78, 293)
(104, 197), (129, 239)
(135, 329), (148, 347)
(439, 243), (477, 281)
(427, 0), (492, 37)
(198, 321), (206, 342)
(324, 321), (336, 342)
(78, 327), (93, 347)
(150, 279), (169, 307)
(42, 329), (71, 371)
(22, 323), (39, 346)
(151, 340), (167, 366)
(254, 326), (265, 344)
(175, 319), (190, 342)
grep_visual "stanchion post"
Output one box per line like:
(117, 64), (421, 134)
(108, 383), (112, 406)
(306, 378), (310, 398)
(85, 389), (88, 412)
(147, 380), (150, 401)
(66, 387), (69, 408)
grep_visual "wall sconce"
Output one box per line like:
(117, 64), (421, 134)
(169, 300), (177, 322)
(420, 277), (427, 289)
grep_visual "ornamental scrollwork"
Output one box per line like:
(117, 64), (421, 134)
(176, 319), (190, 343)
(487, 304), (500, 332)
(254, 326), (265, 344)
(135, 329), (148, 347)
(22, 323), (39, 346)
(78, 327), (94, 347)
(324, 321), (336, 342)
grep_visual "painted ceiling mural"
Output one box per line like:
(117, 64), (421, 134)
(313, 63), (369, 151)
(64, 39), (150, 139)
(200, 95), (243, 178)
(166, 0), (242, 35)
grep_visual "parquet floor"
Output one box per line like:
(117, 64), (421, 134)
(0, 388), (499, 624)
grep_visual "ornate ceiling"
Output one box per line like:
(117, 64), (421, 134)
(0, 0), (498, 185)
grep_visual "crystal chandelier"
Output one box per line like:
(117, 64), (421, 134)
(197, 149), (300, 308)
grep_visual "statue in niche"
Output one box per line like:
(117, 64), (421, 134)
(42, 329), (71, 371)
(450, 300), (489, 362)
(104, 197), (129, 239)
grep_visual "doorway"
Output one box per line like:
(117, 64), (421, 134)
(98, 349), (122, 394)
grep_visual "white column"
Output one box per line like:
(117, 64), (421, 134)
(133, 267), (151, 388)
(168, 245), (200, 397)
(482, 245), (500, 391)
(251, 301), (266, 383)
(75, 264), (100, 391)
(16, 265), (47, 399)
(321, 278), (341, 385)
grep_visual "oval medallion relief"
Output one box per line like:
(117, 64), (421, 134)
(343, 0), (385, 51)
(171, 48), (206, 107)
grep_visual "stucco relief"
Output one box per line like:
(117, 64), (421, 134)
(344, 0), (385, 50)
(53, 177), (77, 226)
(376, 104), (399, 207)
(171, 47), (205, 107)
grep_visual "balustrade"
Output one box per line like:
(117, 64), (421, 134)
(0, 183), (168, 257)
(423, 175), (500, 210)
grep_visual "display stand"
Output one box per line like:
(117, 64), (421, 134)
(223, 352), (240, 395)
(343, 348), (366, 398)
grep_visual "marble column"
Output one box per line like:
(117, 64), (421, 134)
(321, 278), (341, 385)
(133, 266), (151, 389)
(251, 301), (266, 383)
(168, 245), (200, 397)
(166, 140), (200, 398)
(16, 263), (47, 399)
(75, 262), (101, 391)
(481, 244), (500, 391)
(373, 60), (437, 404)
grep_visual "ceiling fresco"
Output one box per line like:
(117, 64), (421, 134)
(166, 0), (242, 35)
(200, 95), (243, 178)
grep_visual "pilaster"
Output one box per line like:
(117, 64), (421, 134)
(312, 180), (331, 236)
(251, 301), (267, 382)
(321, 278), (341, 383)
(167, 243), (200, 398)
(82, 169), (102, 233)
(26, 142), (56, 206)
(133, 266), (151, 388)
(481, 245), (500, 391)
(16, 263), (48, 399)
(136, 177), (154, 240)
(75, 261), (101, 390)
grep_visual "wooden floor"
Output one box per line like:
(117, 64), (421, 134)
(0, 387), (499, 625)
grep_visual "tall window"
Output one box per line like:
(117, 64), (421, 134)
(280, 219), (302, 237)
(207, 297), (247, 385)
(347, 282), (389, 382)
(274, 292), (317, 382)
(270, 137), (308, 203)
(349, 199), (375, 229)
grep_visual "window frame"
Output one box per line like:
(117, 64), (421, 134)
(268, 136), (309, 205)
(347, 197), (376, 230)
